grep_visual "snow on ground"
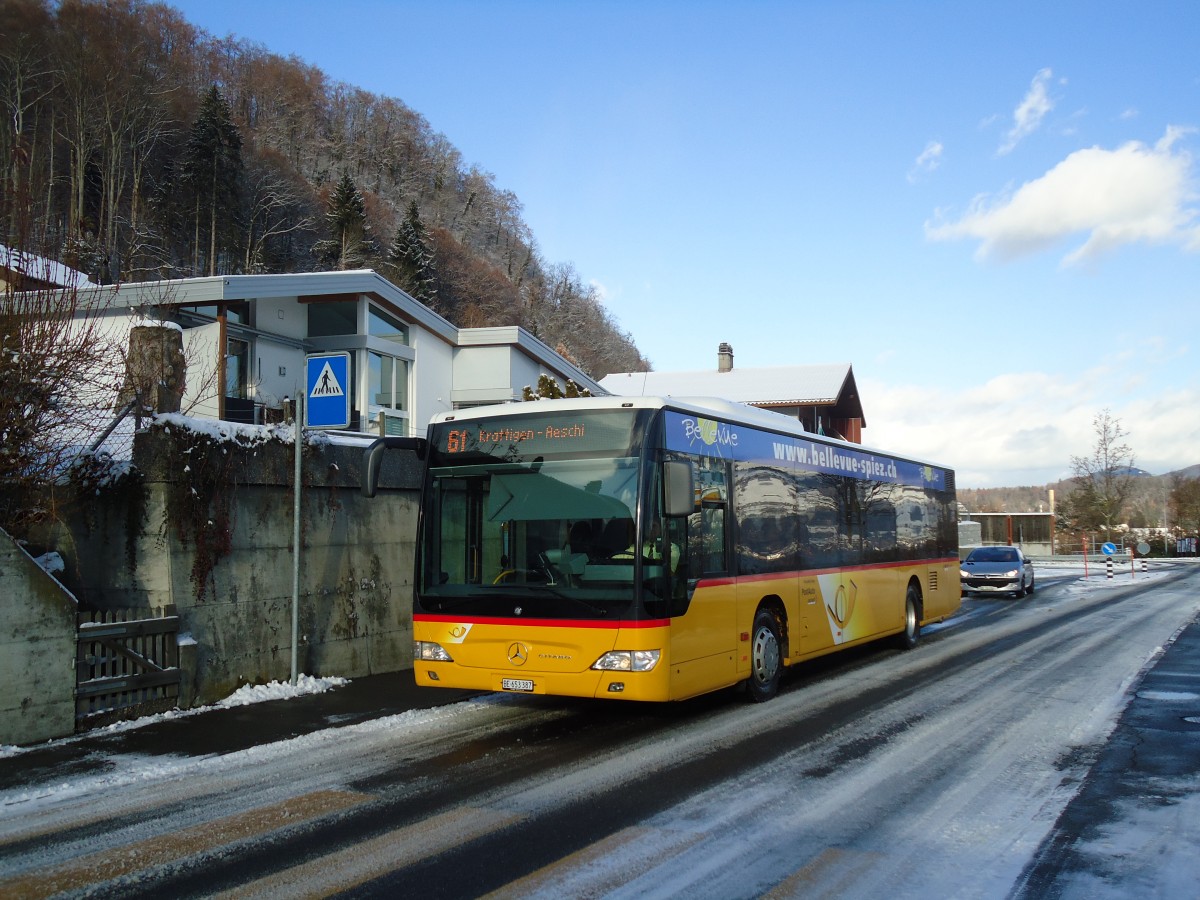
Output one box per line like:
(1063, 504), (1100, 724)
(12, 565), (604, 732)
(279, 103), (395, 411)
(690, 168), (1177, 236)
(0, 683), (507, 815)
(0, 674), (348, 761)
(1046, 557), (1168, 589)
(215, 673), (349, 707)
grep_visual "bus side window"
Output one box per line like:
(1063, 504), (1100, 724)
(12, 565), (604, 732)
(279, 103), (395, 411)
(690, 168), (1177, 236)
(684, 454), (729, 580)
(701, 505), (726, 574)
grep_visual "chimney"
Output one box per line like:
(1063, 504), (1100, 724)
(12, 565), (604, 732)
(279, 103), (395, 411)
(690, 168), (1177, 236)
(119, 323), (186, 416)
(717, 342), (734, 373)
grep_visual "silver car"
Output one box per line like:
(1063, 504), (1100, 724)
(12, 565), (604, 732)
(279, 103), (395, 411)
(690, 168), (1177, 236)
(960, 546), (1035, 597)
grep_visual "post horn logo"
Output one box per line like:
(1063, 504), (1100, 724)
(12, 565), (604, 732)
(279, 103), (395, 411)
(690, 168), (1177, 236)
(827, 580), (857, 628)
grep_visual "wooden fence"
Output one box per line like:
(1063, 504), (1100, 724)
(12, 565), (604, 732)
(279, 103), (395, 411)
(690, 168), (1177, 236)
(75, 608), (181, 728)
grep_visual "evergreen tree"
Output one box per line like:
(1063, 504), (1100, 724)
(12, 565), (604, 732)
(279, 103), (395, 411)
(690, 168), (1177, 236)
(387, 200), (438, 304)
(180, 86), (244, 276)
(1169, 475), (1200, 536)
(314, 170), (371, 270)
(520, 375), (591, 400)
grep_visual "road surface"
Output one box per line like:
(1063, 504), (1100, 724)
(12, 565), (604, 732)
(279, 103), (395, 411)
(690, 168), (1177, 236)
(1, 563), (1197, 898)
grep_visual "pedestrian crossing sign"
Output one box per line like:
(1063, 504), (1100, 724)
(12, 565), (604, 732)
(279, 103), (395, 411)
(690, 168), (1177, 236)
(305, 352), (351, 429)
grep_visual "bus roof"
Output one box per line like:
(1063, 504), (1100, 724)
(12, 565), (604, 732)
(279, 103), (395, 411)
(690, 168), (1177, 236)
(430, 396), (954, 474)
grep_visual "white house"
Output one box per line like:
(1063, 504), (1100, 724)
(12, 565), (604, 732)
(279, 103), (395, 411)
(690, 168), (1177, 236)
(600, 342), (866, 443)
(72, 269), (606, 436)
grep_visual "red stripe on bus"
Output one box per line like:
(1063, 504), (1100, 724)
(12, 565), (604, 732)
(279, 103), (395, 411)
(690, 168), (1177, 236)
(413, 613), (671, 629)
(736, 557), (959, 583)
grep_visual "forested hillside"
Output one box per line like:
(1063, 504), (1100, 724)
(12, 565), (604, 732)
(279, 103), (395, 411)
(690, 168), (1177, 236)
(0, 0), (649, 378)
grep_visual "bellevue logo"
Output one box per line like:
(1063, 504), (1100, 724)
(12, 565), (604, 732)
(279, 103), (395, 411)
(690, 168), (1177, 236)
(683, 417), (739, 453)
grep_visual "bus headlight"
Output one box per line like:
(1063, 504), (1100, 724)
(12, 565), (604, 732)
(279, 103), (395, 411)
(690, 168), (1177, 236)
(414, 641), (454, 662)
(591, 649), (661, 672)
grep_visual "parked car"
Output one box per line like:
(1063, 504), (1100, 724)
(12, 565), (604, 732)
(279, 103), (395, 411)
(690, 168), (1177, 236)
(960, 546), (1035, 597)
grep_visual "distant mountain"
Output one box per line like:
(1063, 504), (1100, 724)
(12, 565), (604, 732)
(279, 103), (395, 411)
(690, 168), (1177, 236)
(1167, 464), (1200, 480)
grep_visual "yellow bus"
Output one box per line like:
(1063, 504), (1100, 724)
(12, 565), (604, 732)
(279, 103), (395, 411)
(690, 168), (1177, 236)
(365, 396), (960, 702)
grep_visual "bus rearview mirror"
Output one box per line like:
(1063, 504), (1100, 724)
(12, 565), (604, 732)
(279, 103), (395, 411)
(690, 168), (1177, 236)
(664, 460), (694, 517)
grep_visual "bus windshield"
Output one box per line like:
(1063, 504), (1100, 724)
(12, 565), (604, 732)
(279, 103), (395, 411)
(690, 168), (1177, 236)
(417, 409), (677, 620)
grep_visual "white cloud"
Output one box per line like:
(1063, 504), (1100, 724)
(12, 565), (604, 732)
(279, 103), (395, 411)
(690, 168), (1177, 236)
(999, 68), (1056, 155)
(925, 127), (1200, 264)
(908, 140), (944, 183)
(860, 346), (1199, 488)
(589, 278), (611, 301)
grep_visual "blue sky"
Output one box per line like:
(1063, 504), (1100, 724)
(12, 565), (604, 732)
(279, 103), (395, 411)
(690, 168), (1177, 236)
(170, 0), (1200, 489)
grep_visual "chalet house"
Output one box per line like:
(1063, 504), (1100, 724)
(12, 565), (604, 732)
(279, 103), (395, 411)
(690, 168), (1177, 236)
(71, 269), (605, 436)
(1, 244), (96, 293)
(599, 342), (865, 443)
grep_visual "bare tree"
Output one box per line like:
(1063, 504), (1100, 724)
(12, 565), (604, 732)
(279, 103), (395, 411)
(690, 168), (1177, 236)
(1, 3), (650, 373)
(0, 270), (123, 535)
(0, 1), (58, 248)
(242, 152), (314, 273)
(1068, 409), (1137, 540)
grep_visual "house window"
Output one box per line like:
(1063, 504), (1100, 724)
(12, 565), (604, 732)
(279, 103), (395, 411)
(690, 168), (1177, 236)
(368, 350), (409, 435)
(226, 338), (250, 399)
(368, 306), (408, 345)
(308, 301), (357, 336)
(223, 336), (257, 424)
(182, 301), (253, 326)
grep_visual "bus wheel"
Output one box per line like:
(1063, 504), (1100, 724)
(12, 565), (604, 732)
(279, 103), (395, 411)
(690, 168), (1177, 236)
(896, 585), (922, 650)
(746, 608), (782, 702)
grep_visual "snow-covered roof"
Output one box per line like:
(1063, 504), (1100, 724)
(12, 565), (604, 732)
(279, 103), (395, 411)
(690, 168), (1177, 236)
(0, 244), (97, 289)
(599, 363), (854, 407)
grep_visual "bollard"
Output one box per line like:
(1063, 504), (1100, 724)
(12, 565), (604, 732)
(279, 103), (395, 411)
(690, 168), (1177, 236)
(1106, 557), (1113, 580)
(1141, 558), (1147, 572)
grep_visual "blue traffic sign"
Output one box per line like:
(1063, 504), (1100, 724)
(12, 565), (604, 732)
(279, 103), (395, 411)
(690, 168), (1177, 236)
(305, 352), (351, 429)
(1101, 542), (1117, 556)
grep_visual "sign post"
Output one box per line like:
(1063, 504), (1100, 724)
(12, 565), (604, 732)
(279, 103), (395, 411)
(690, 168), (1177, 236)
(1102, 541), (1116, 581)
(292, 353), (350, 684)
(291, 390), (302, 685)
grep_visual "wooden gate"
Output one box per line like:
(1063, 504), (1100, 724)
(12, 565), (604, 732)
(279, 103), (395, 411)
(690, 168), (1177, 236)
(75, 608), (181, 728)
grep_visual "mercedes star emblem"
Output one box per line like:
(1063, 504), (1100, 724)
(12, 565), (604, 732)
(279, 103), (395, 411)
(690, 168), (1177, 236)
(508, 642), (529, 666)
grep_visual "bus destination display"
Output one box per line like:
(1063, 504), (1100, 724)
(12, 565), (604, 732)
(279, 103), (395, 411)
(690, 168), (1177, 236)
(444, 422), (586, 453)
(436, 410), (638, 461)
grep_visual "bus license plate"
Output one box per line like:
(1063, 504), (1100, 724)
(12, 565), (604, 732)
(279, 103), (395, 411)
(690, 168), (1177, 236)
(502, 678), (535, 692)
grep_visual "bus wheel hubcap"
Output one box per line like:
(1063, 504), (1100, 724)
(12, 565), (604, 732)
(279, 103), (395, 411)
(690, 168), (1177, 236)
(753, 627), (779, 683)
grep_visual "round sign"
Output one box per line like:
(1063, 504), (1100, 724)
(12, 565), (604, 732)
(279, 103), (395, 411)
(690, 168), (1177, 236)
(1101, 542), (1117, 556)
(1137, 542), (1151, 556)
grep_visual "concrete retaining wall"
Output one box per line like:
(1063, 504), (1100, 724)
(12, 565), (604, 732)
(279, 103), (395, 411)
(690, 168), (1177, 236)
(42, 422), (424, 708)
(0, 529), (78, 745)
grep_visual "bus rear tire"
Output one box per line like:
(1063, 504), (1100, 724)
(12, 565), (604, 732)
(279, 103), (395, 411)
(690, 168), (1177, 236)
(895, 585), (922, 651)
(746, 607), (782, 702)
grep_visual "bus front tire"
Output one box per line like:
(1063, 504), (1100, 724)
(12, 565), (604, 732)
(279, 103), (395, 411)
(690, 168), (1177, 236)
(746, 608), (783, 703)
(895, 585), (922, 650)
